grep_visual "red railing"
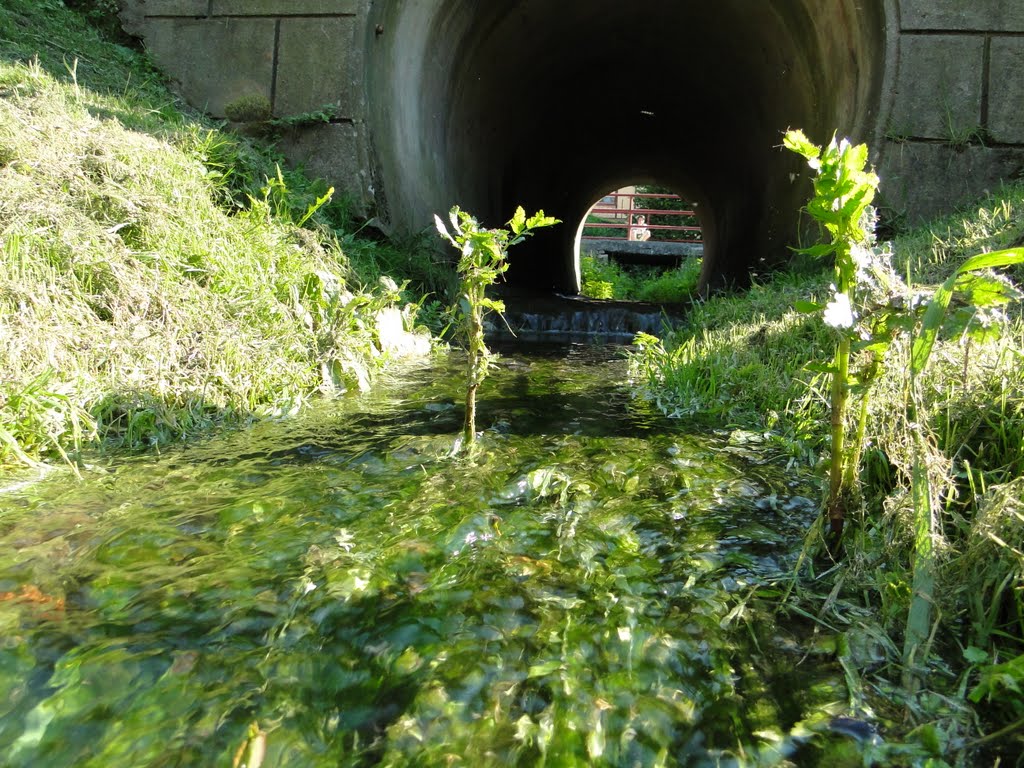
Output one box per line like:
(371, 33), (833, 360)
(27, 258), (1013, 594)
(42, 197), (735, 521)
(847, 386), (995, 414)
(583, 191), (702, 243)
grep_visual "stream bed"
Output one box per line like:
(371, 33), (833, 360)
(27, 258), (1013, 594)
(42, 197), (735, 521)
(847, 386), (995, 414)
(0, 344), (867, 766)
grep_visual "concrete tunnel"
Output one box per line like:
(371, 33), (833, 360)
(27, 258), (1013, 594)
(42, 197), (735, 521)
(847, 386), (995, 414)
(365, 0), (889, 294)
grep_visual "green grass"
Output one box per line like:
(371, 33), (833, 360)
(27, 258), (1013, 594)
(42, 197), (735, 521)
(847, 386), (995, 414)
(579, 252), (701, 303)
(0, 0), (437, 470)
(628, 184), (1024, 760)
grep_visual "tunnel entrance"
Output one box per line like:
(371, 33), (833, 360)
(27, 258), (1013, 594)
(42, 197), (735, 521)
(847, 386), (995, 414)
(367, 0), (887, 295)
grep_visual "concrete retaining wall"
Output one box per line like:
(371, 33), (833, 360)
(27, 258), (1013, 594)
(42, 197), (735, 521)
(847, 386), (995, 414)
(878, 0), (1024, 222)
(119, 0), (372, 207)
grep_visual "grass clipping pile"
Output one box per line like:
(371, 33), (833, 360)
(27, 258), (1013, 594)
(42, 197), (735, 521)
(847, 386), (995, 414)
(0, 58), (424, 467)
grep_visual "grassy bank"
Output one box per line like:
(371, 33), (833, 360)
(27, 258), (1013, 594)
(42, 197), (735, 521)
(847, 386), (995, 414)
(579, 252), (702, 303)
(629, 183), (1024, 762)
(0, 1), (439, 471)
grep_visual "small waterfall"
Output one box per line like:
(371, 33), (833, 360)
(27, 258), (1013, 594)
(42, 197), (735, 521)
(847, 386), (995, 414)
(490, 295), (685, 343)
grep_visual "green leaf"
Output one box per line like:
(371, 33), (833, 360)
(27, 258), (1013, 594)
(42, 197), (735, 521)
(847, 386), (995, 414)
(956, 272), (1022, 307)
(843, 142), (870, 173)
(794, 300), (823, 313)
(956, 247), (1024, 273)
(912, 247), (1024, 376)
(911, 281), (954, 377)
(783, 129), (820, 161)
(795, 243), (836, 259)
(969, 653), (1024, 705)
(527, 210), (560, 229)
(963, 646), (989, 665)
(509, 206), (526, 236)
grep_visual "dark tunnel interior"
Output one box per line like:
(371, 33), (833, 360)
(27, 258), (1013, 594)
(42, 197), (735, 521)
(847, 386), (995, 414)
(367, 0), (887, 294)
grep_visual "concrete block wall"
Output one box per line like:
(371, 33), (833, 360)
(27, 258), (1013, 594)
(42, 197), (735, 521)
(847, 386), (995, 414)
(120, 0), (372, 208)
(120, 0), (1024, 232)
(878, 0), (1024, 222)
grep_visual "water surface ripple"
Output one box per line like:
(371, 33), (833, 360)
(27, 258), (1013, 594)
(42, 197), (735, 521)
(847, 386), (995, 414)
(0, 344), (844, 767)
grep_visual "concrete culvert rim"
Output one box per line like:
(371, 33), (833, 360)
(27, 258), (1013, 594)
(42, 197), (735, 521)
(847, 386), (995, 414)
(367, 0), (887, 295)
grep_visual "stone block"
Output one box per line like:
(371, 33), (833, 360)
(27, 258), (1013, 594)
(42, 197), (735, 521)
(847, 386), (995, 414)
(119, 0), (206, 35)
(900, 0), (1024, 32)
(989, 37), (1024, 144)
(277, 123), (372, 213)
(888, 35), (984, 140)
(275, 16), (358, 116)
(213, 0), (358, 15)
(143, 18), (275, 117)
(876, 141), (1024, 224)
(138, 0), (209, 16)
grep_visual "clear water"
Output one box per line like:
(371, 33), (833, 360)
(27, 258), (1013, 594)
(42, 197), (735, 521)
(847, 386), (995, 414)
(0, 344), (853, 767)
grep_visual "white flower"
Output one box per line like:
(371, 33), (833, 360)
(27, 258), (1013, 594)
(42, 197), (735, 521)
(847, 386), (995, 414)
(823, 292), (856, 329)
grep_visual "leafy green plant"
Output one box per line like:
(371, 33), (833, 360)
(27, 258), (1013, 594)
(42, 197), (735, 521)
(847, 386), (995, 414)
(254, 165), (334, 227)
(579, 253), (634, 299)
(784, 129), (883, 541)
(0, 370), (96, 472)
(786, 129), (1024, 691)
(435, 206), (558, 448)
(268, 104), (340, 130)
(635, 258), (702, 302)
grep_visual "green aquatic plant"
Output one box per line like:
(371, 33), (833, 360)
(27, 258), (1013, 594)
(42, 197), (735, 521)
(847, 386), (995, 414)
(435, 206), (558, 448)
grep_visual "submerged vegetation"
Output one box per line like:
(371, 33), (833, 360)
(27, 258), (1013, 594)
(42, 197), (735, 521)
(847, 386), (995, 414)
(631, 139), (1024, 761)
(0, 0), (437, 471)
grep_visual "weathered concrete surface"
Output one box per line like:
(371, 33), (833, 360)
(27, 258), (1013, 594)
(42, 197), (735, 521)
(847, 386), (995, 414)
(274, 17), (358, 117)
(887, 35), (986, 141)
(276, 122), (371, 205)
(119, 0), (1024, 294)
(990, 37), (1024, 144)
(877, 143), (1024, 223)
(138, 17), (277, 115)
(583, 239), (704, 268)
(899, 0), (1024, 31)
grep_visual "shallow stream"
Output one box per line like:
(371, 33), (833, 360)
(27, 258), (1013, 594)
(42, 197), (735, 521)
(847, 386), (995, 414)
(0, 344), (863, 766)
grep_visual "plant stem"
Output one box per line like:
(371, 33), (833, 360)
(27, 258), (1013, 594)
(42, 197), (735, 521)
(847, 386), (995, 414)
(464, 382), (477, 446)
(828, 335), (851, 537)
(844, 355), (877, 493)
(903, 388), (937, 692)
(464, 289), (483, 447)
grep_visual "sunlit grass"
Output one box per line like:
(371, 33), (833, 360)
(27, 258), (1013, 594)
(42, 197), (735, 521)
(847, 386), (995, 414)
(628, 181), (1024, 756)
(580, 253), (702, 303)
(0, 2), (434, 470)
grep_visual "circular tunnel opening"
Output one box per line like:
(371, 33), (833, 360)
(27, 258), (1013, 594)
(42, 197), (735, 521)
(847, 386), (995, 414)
(575, 184), (705, 300)
(367, 0), (887, 296)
